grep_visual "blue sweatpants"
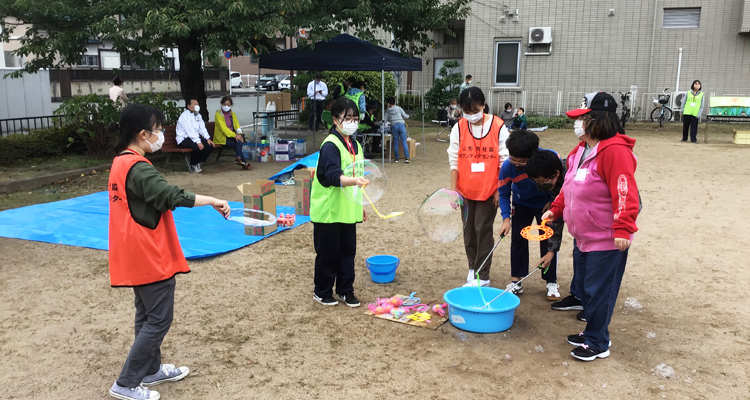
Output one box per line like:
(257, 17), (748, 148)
(573, 243), (628, 351)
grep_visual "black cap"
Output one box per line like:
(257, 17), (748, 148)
(366, 99), (379, 109)
(566, 92), (617, 118)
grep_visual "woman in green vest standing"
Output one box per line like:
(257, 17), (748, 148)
(310, 97), (369, 308)
(682, 80), (704, 144)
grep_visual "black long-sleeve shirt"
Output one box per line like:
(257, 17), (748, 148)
(316, 130), (362, 188)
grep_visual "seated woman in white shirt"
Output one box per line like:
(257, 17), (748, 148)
(175, 98), (214, 173)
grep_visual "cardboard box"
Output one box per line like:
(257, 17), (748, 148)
(256, 154), (273, 163)
(265, 92), (292, 111)
(274, 142), (295, 153)
(275, 153), (294, 162)
(237, 180), (277, 236)
(733, 130), (750, 145)
(383, 136), (418, 160)
(295, 139), (307, 156)
(294, 168), (315, 216)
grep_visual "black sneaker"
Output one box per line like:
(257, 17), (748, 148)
(405, 158), (410, 164)
(313, 293), (338, 306)
(394, 159), (400, 163)
(337, 292), (361, 308)
(576, 311), (586, 322)
(551, 295), (583, 311)
(681, 139), (688, 142)
(567, 332), (611, 348)
(571, 345), (610, 361)
(567, 332), (586, 346)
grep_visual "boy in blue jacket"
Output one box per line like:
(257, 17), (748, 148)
(498, 130), (564, 300)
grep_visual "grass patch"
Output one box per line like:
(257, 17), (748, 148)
(0, 170), (109, 211)
(0, 155), (111, 184)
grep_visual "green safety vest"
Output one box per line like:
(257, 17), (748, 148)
(310, 134), (364, 224)
(358, 113), (375, 131)
(345, 91), (364, 111)
(334, 83), (346, 99)
(683, 91), (704, 117)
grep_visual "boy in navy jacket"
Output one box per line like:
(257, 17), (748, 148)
(498, 130), (564, 300)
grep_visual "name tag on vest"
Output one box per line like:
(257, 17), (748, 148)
(471, 162), (485, 173)
(690, 102), (696, 108)
(575, 168), (588, 181)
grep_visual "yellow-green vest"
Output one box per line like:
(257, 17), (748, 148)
(683, 91), (704, 117)
(358, 113), (375, 132)
(310, 134), (364, 224)
(345, 91), (364, 110)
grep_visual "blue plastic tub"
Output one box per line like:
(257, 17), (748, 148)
(366, 255), (399, 284)
(443, 287), (521, 333)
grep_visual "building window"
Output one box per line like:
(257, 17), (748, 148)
(4, 51), (24, 68)
(77, 55), (99, 67)
(443, 32), (460, 45)
(250, 53), (259, 64)
(663, 8), (701, 28)
(493, 41), (521, 86)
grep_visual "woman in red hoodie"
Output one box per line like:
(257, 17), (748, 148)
(542, 92), (639, 362)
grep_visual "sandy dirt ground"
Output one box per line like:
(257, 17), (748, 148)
(1, 126), (749, 399)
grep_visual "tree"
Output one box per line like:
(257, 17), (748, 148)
(0, 0), (470, 121)
(424, 59), (462, 111)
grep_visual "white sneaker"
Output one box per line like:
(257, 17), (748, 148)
(505, 282), (523, 294)
(467, 269), (475, 281)
(194, 163), (202, 173)
(463, 279), (490, 287)
(546, 282), (561, 301)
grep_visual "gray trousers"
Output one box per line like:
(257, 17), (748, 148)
(116, 277), (175, 388)
(462, 197), (498, 281)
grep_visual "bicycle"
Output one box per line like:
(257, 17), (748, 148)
(616, 91), (631, 127)
(650, 88), (673, 127)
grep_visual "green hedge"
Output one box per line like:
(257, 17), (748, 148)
(526, 115), (571, 130)
(0, 127), (80, 165)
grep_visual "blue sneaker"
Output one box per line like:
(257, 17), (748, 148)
(141, 364), (190, 387)
(109, 383), (160, 400)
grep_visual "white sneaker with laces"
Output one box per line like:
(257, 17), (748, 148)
(466, 269), (475, 281)
(194, 163), (202, 173)
(505, 282), (523, 294)
(546, 282), (561, 301)
(463, 279), (490, 287)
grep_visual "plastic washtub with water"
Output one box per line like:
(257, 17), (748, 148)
(443, 286), (521, 333)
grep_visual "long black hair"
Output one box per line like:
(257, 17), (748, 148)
(112, 104), (164, 153)
(329, 97), (359, 134)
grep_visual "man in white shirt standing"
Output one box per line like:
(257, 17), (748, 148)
(307, 73), (328, 132)
(109, 77), (128, 106)
(176, 98), (214, 173)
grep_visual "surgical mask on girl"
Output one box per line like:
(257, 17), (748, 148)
(574, 119), (586, 138)
(339, 120), (358, 136)
(147, 131), (164, 152)
(221, 105), (231, 112)
(464, 111), (483, 124)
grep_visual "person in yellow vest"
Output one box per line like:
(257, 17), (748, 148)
(447, 87), (510, 287)
(682, 80), (704, 144)
(310, 97), (368, 307)
(107, 104), (230, 400)
(345, 81), (367, 120)
(213, 96), (252, 170)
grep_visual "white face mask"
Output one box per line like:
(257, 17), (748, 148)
(192, 105), (200, 113)
(340, 121), (358, 136)
(221, 105), (231, 112)
(574, 119), (586, 138)
(464, 112), (483, 124)
(147, 131), (164, 152)
(450, 105), (457, 109)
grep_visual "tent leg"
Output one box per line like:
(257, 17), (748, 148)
(421, 69), (425, 155)
(381, 69), (385, 168)
(255, 67), (261, 152)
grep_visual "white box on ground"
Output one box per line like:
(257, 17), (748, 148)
(275, 153), (294, 162)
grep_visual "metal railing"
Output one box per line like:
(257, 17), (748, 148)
(0, 115), (69, 137)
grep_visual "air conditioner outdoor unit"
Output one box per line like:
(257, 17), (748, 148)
(529, 27), (552, 44)
(673, 91), (687, 110)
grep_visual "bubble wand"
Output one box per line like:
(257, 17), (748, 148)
(360, 183), (404, 219)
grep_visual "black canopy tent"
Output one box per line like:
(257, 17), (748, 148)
(257, 34), (425, 166)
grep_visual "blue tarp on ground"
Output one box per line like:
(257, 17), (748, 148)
(0, 192), (310, 259)
(268, 152), (319, 184)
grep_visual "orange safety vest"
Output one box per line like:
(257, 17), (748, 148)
(108, 151), (190, 287)
(456, 116), (503, 201)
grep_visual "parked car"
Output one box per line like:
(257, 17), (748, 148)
(230, 71), (243, 88)
(278, 75), (296, 90)
(255, 73), (287, 91)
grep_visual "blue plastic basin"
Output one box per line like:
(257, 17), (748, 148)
(443, 287), (521, 333)
(366, 255), (399, 284)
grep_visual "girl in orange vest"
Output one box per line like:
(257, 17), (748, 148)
(108, 104), (230, 400)
(447, 87), (510, 287)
